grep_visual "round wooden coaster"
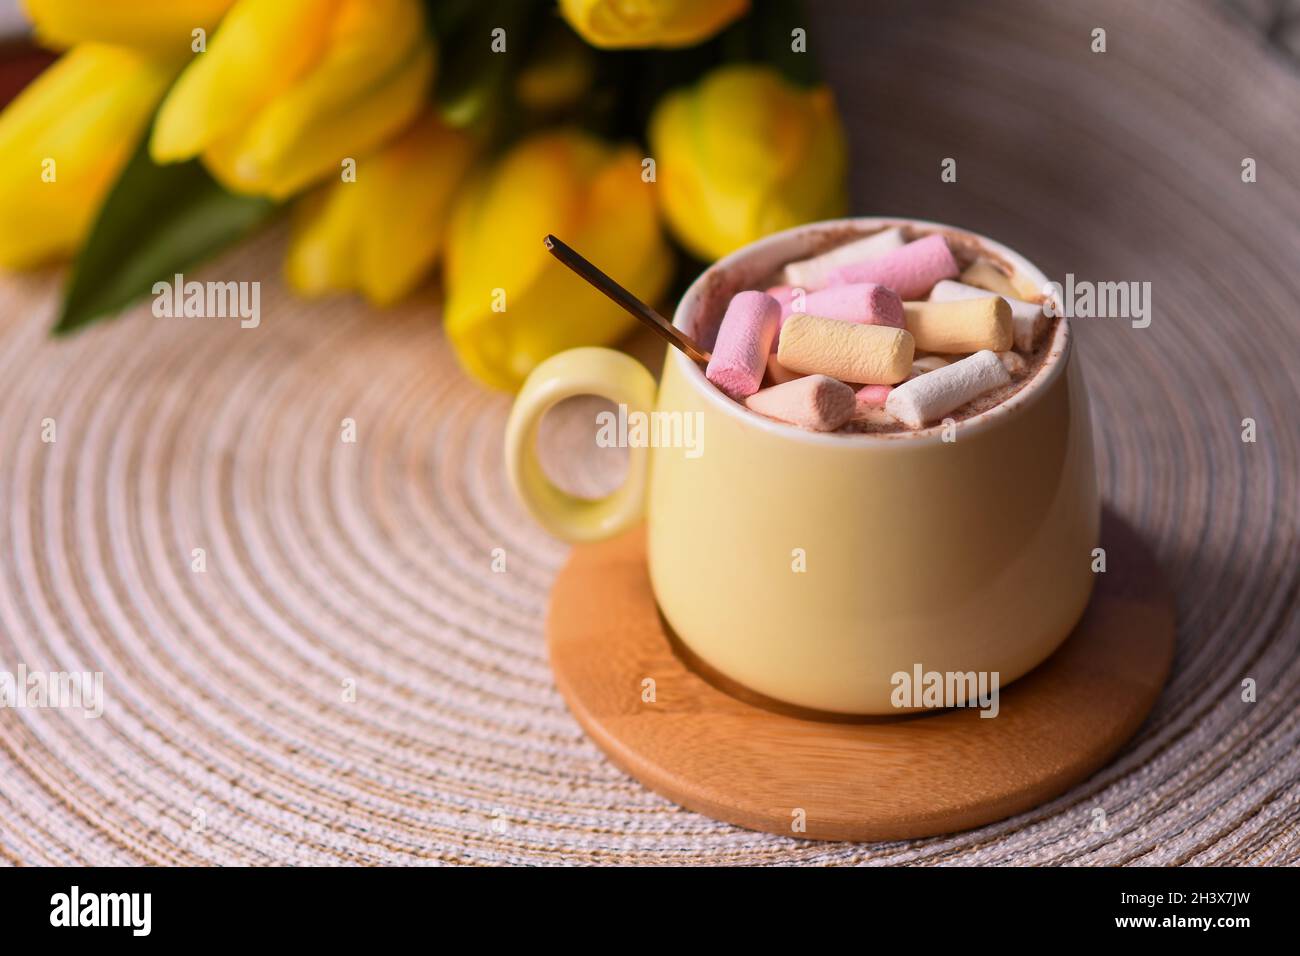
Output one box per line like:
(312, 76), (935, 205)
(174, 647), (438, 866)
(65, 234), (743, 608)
(546, 509), (1175, 842)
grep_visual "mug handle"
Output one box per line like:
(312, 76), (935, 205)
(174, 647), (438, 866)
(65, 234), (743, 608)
(505, 347), (657, 542)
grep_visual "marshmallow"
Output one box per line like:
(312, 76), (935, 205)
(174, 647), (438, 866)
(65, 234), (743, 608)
(997, 350), (1028, 376)
(885, 350), (1011, 428)
(852, 403), (898, 426)
(825, 234), (959, 300)
(930, 279), (1046, 352)
(855, 383), (893, 406)
(790, 283), (904, 328)
(746, 375), (856, 431)
(960, 258), (1040, 301)
(768, 285), (798, 351)
(766, 285), (795, 313)
(707, 291), (780, 399)
(903, 297), (1012, 353)
(774, 283), (903, 351)
(910, 355), (951, 376)
(780, 227), (905, 288)
(765, 352), (804, 385)
(777, 313), (915, 385)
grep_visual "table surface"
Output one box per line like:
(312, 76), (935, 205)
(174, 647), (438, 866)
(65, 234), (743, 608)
(0, 0), (1297, 865)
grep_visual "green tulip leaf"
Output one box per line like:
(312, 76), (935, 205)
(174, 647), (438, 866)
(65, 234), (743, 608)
(54, 133), (276, 335)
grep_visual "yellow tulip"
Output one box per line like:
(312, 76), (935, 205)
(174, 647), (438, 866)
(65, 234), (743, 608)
(22, 0), (235, 57)
(151, 0), (434, 200)
(285, 110), (476, 306)
(444, 130), (671, 392)
(648, 65), (848, 261)
(0, 44), (175, 269)
(559, 0), (748, 48)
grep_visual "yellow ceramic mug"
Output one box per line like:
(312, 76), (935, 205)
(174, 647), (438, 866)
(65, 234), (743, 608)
(506, 218), (1099, 714)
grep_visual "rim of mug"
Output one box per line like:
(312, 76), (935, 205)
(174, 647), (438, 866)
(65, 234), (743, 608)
(671, 216), (1071, 447)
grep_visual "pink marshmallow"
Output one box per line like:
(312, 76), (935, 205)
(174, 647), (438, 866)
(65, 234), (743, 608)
(766, 285), (797, 353)
(825, 234), (959, 300)
(746, 375), (856, 432)
(707, 291), (780, 400)
(772, 284), (902, 355)
(855, 384), (893, 407)
(765, 284), (795, 312)
(797, 283), (904, 328)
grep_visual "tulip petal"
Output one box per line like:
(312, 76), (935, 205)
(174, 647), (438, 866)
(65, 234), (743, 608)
(559, 0), (749, 49)
(183, 0), (434, 199)
(221, 42), (435, 200)
(285, 111), (475, 304)
(695, 67), (810, 185)
(755, 87), (847, 237)
(355, 115), (474, 304)
(282, 180), (363, 297)
(0, 45), (174, 268)
(445, 132), (599, 313)
(649, 65), (847, 260)
(648, 87), (729, 259)
(504, 155), (673, 375)
(22, 0), (236, 55)
(150, 0), (337, 163)
(444, 131), (670, 391)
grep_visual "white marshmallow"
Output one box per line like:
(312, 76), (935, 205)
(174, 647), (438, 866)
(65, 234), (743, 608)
(780, 227), (906, 289)
(929, 279), (1045, 353)
(885, 350), (1011, 429)
(996, 350), (1028, 376)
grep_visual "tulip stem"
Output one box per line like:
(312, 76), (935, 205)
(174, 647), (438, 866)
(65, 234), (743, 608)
(544, 234), (711, 364)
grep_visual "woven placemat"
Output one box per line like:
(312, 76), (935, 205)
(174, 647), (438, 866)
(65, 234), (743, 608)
(0, 0), (1297, 865)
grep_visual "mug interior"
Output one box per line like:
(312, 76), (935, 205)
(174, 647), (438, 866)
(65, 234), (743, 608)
(671, 217), (1071, 445)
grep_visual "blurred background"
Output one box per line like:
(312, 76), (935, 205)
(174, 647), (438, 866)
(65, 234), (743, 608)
(0, 1), (1296, 864)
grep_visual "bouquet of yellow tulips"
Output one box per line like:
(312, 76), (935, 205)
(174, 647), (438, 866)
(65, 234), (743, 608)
(0, 0), (848, 391)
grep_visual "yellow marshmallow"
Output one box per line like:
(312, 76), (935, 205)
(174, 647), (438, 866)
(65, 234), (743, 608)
(765, 352), (805, 385)
(961, 258), (1040, 300)
(903, 298), (1012, 353)
(777, 313), (914, 384)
